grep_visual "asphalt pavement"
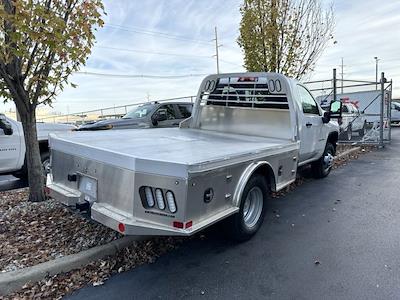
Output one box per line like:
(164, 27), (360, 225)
(64, 128), (400, 299)
(0, 175), (27, 192)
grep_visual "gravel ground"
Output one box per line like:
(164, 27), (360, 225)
(0, 190), (121, 273)
(0, 143), (375, 299)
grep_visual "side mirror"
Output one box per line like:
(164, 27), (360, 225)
(322, 111), (330, 124)
(0, 118), (13, 136)
(329, 100), (342, 119)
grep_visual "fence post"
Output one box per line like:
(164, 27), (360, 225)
(379, 72), (385, 148)
(333, 68), (337, 103)
(388, 80), (392, 142)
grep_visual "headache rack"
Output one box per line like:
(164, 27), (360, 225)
(200, 76), (289, 110)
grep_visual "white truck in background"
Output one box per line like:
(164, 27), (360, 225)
(0, 114), (75, 178)
(47, 72), (341, 241)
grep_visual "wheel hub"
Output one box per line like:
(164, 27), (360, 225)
(323, 152), (334, 169)
(243, 187), (263, 229)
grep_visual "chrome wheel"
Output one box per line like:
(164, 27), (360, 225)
(243, 186), (264, 229)
(42, 158), (51, 175)
(323, 150), (334, 172)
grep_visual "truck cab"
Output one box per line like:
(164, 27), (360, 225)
(0, 113), (76, 177)
(0, 114), (25, 174)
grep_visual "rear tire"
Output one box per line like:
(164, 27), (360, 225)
(311, 143), (335, 178)
(40, 151), (50, 175)
(226, 175), (268, 242)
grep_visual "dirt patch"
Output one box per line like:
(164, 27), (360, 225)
(0, 190), (121, 273)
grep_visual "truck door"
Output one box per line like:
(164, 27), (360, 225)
(297, 85), (323, 161)
(0, 116), (21, 173)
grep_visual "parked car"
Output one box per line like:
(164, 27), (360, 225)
(0, 114), (76, 178)
(391, 102), (400, 124)
(339, 103), (367, 140)
(47, 72), (340, 241)
(77, 102), (193, 131)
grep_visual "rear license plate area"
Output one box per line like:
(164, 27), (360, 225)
(78, 175), (97, 201)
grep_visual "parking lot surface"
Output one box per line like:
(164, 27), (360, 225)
(66, 128), (400, 299)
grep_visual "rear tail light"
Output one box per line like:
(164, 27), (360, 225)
(144, 187), (155, 207)
(166, 191), (177, 213)
(155, 188), (165, 210)
(140, 186), (178, 214)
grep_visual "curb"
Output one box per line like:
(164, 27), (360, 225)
(0, 236), (142, 296)
(336, 147), (361, 160)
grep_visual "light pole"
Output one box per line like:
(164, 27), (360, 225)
(374, 56), (379, 90)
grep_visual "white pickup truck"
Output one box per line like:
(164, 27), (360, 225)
(0, 114), (75, 178)
(47, 73), (341, 241)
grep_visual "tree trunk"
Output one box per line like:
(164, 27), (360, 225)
(19, 107), (45, 202)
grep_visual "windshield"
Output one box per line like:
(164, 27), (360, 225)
(123, 104), (154, 119)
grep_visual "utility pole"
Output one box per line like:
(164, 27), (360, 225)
(213, 26), (221, 74)
(379, 72), (385, 148)
(333, 68), (337, 103)
(374, 56), (379, 90)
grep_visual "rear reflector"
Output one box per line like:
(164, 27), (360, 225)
(118, 223), (126, 233)
(173, 221), (184, 229)
(185, 221), (193, 229)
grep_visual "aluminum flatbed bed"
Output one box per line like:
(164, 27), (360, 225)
(50, 128), (298, 177)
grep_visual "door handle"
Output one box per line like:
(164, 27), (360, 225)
(306, 123), (312, 128)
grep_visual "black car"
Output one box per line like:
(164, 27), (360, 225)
(77, 102), (193, 131)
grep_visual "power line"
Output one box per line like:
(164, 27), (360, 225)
(95, 46), (243, 67)
(220, 59), (243, 68)
(75, 71), (208, 79)
(95, 45), (212, 59)
(105, 24), (213, 45)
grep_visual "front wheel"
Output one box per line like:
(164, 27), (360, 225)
(226, 175), (268, 242)
(311, 143), (335, 178)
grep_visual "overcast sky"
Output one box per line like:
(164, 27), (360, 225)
(2, 0), (399, 114)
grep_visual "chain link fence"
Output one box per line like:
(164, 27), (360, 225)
(305, 69), (393, 146)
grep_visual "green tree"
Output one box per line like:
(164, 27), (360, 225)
(238, 0), (334, 79)
(0, 0), (104, 201)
